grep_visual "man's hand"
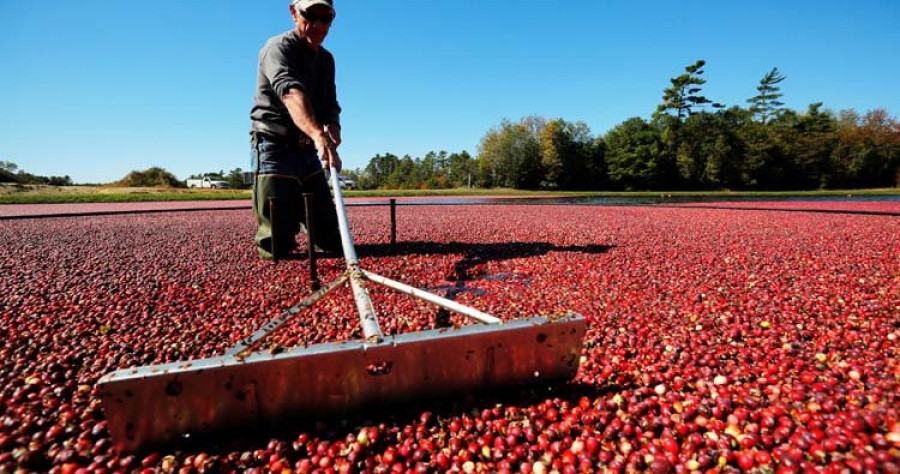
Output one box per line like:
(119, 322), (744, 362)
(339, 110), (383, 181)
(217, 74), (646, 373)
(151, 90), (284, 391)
(324, 123), (341, 148)
(314, 131), (342, 173)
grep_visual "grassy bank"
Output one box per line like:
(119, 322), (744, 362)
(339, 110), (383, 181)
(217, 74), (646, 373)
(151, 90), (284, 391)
(0, 184), (897, 205)
(0, 185), (252, 204)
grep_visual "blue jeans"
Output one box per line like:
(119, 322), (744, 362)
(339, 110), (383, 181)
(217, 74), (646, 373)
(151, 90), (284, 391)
(251, 133), (322, 177)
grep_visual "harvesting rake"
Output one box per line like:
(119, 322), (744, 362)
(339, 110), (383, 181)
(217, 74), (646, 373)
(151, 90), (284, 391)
(98, 168), (586, 452)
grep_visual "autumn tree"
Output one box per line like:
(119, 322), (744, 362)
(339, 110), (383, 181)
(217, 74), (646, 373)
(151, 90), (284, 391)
(477, 117), (545, 189)
(540, 119), (604, 189)
(833, 109), (900, 188)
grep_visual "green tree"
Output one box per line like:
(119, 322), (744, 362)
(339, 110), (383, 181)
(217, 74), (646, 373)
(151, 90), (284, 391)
(421, 151), (455, 188)
(675, 108), (747, 189)
(748, 67), (787, 124)
(0, 161), (74, 186)
(540, 119), (603, 189)
(447, 150), (475, 187)
(737, 107), (816, 190)
(46, 176), (73, 186)
(227, 168), (250, 189)
(477, 117), (545, 189)
(656, 60), (722, 119)
(605, 117), (673, 190)
(0, 160), (18, 182)
(420, 151), (444, 188)
(361, 153), (400, 189)
(737, 119), (785, 189)
(772, 103), (837, 188)
(386, 155), (417, 189)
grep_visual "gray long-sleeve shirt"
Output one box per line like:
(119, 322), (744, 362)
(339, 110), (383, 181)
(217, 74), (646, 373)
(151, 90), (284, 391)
(250, 30), (341, 138)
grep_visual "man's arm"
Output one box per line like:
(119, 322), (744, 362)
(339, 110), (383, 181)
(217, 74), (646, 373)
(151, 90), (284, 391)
(322, 54), (342, 148)
(282, 88), (342, 172)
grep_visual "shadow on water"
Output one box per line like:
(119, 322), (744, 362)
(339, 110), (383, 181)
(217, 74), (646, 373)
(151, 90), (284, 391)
(356, 241), (615, 268)
(357, 240), (614, 281)
(354, 194), (900, 206)
(357, 240), (614, 326)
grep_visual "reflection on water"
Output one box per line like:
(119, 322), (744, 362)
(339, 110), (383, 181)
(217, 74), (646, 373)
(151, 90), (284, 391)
(355, 195), (900, 206)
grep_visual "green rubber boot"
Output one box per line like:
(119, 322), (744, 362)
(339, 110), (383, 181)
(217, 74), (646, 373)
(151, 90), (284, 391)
(252, 173), (342, 259)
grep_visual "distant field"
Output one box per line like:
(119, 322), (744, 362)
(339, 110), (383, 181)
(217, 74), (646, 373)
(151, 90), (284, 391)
(0, 184), (252, 204)
(0, 183), (897, 204)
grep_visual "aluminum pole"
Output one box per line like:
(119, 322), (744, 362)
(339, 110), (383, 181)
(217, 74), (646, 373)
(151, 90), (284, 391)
(329, 168), (384, 342)
(362, 270), (502, 324)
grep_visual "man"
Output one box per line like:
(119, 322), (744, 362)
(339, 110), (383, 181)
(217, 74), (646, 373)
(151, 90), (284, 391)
(250, 0), (343, 260)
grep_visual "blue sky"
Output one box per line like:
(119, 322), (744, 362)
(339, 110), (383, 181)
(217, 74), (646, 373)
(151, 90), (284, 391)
(2, 0), (898, 184)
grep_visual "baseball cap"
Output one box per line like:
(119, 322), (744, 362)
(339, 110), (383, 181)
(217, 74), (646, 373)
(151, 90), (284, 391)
(292, 0), (334, 13)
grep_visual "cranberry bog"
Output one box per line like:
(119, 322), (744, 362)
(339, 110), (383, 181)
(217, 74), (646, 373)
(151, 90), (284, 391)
(1, 201), (898, 473)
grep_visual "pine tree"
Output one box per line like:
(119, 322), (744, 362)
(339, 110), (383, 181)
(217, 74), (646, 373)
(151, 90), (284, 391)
(748, 67), (787, 124)
(656, 60), (722, 119)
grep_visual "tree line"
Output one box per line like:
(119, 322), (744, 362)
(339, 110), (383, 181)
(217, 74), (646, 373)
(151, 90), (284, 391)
(116, 168), (253, 188)
(355, 61), (900, 191)
(5, 60), (896, 191)
(0, 160), (73, 186)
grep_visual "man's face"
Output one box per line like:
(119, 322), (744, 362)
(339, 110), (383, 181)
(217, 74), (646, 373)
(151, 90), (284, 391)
(291, 4), (334, 50)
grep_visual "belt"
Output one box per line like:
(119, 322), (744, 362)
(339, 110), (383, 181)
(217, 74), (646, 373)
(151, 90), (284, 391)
(251, 121), (316, 149)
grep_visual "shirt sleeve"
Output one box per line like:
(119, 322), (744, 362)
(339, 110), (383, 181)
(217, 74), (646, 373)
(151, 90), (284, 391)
(321, 51), (342, 126)
(260, 40), (305, 99)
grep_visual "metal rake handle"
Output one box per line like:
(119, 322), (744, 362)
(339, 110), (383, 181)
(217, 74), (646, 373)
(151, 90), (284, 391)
(329, 167), (384, 342)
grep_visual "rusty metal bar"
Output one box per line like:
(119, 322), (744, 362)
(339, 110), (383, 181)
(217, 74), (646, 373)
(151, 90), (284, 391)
(362, 270), (501, 324)
(268, 197), (278, 263)
(390, 198), (397, 247)
(225, 274), (349, 357)
(99, 314), (586, 452)
(303, 193), (320, 291)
